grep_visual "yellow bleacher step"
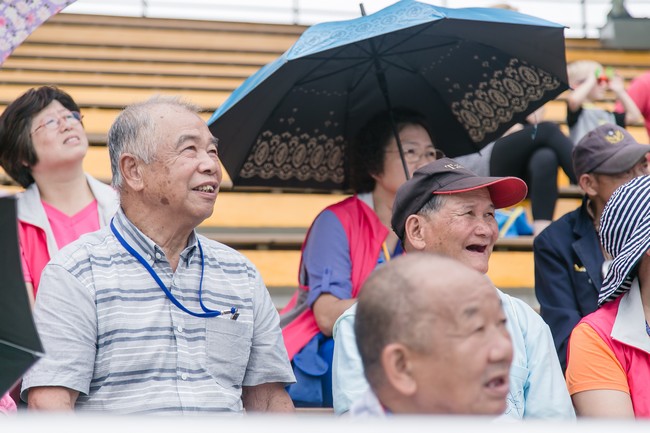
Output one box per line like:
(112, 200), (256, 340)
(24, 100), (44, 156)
(241, 249), (535, 304)
(207, 193), (345, 228)
(565, 49), (650, 67)
(28, 22), (298, 53)
(0, 70), (246, 92)
(0, 108), (212, 138)
(0, 83), (230, 109)
(12, 42), (278, 68)
(0, 53), (259, 77)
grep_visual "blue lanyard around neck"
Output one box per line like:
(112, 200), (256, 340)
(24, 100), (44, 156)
(110, 219), (238, 319)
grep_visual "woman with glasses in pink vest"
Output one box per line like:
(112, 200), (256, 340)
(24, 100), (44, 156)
(279, 109), (443, 407)
(0, 87), (118, 406)
(0, 86), (119, 304)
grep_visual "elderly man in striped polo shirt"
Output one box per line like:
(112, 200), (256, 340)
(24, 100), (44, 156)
(22, 96), (296, 413)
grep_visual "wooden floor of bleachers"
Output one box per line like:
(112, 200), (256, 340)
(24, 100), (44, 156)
(0, 13), (648, 308)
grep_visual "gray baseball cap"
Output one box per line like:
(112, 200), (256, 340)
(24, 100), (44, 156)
(573, 124), (649, 177)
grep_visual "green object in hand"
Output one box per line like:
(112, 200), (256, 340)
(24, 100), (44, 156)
(595, 67), (614, 84)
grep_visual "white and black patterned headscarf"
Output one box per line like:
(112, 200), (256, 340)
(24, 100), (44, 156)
(598, 175), (650, 305)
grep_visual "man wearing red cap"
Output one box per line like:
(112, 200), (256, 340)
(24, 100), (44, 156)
(333, 158), (574, 419)
(535, 123), (649, 373)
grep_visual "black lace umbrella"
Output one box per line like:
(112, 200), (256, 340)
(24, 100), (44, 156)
(208, 0), (569, 192)
(0, 196), (43, 396)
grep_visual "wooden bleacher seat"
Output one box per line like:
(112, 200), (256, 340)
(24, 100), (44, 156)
(4, 52), (271, 75)
(25, 13), (303, 52)
(9, 43), (277, 67)
(2, 12), (648, 308)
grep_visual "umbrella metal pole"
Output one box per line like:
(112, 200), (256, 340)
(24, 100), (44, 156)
(376, 70), (411, 181)
(359, 4), (366, 16)
(362, 2), (409, 181)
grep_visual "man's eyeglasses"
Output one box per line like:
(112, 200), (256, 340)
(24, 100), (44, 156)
(31, 111), (83, 135)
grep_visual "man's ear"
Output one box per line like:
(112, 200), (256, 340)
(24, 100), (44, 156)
(404, 214), (426, 251)
(578, 173), (597, 197)
(119, 153), (144, 191)
(381, 343), (417, 397)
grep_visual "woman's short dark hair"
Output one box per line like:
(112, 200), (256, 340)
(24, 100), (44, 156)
(0, 86), (81, 188)
(349, 108), (434, 193)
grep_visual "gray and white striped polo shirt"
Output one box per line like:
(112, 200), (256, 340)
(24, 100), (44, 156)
(23, 209), (295, 414)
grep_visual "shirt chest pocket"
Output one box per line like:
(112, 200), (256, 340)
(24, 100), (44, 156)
(204, 318), (253, 388)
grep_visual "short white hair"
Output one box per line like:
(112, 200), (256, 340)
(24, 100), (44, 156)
(108, 95), (202, 190)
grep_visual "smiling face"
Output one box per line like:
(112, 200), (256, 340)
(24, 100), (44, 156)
(29, 100), (88, 176)
(410, 271), (512, 415)
(138, 104), (222, 228)
(417, 188), (498, 274)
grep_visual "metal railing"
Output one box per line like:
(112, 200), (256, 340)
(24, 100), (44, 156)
(62, 0), (650, 38)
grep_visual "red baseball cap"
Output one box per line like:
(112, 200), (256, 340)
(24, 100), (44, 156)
(391, 158), (528, 239)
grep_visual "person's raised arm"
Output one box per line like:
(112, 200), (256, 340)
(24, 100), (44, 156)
(610, 74), (644, 125)
(27, 386), (78, 411)
(567, 74), (598, 112)
(242, 383), (294, 412)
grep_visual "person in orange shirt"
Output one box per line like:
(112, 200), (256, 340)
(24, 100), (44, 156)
(566, 175), (650, 418)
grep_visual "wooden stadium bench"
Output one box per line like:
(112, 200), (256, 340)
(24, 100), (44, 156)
(0, 83), (230, 109)
(27, 18), (300, 54)
(0, 70), (247, 92)
(6, 48), (277, 71)
(3, 55), (262, 79)
(240, 248), (536, 309)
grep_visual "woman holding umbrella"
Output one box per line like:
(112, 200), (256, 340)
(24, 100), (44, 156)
(279, 108), (442, 407)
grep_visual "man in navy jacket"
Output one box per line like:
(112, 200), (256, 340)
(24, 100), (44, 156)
(534, 124), (649, 372)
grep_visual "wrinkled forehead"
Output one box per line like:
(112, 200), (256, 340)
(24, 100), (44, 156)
(148, 102), (195, 121)
(152, 105), (208, 137)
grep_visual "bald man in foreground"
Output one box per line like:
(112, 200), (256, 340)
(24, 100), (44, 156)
(352, 253), (513, 415)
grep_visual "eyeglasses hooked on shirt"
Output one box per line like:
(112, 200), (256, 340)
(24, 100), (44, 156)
(31, 111), (83, 135)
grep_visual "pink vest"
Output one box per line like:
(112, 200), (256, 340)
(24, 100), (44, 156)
(581, 297), (650, 417)
(19, 200), (99, 296)
(280, 196), (388, 360)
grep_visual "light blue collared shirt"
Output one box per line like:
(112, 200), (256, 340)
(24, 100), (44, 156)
(333, 290), (575, 420)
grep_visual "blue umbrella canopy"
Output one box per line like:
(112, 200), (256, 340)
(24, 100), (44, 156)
(208, 0), (569, 192)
